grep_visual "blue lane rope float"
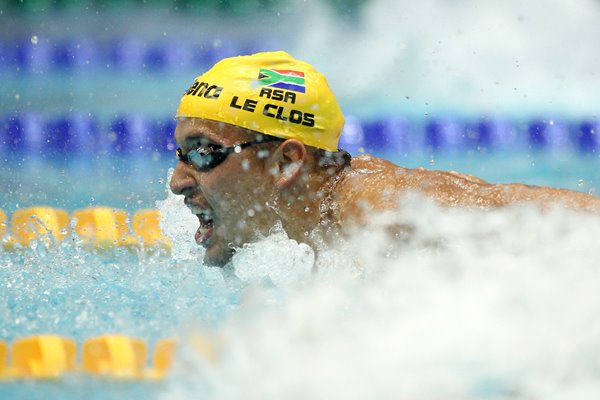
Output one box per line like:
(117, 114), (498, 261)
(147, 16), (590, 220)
(2, 113), (599, 156)
(2, 35), (268, 73)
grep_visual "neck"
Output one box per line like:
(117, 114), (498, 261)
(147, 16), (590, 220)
(274, 166), (347, 246)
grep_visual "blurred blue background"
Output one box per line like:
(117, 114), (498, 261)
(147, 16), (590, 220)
(2, 0), (600, 212)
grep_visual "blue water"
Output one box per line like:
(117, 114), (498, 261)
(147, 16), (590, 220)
(4, 1), (600, 397)
(4, 137), (600, 394)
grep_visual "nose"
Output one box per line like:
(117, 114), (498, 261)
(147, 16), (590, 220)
(169, 162), (197, 195)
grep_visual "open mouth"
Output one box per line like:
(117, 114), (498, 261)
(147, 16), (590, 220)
(187, 204), (215, 247)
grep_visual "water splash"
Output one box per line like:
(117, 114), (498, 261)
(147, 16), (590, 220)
(161, 195), (600, 400)
(4, 190), (600, 399)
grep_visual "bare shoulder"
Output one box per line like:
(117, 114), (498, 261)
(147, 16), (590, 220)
(333, 155), (412, 226)
(349, 155), (489, 184)
(345, 155), (410, 195)
(344, 155), (490, 198)
(334, 155), (600, 228)
(350, 154), (402, 171)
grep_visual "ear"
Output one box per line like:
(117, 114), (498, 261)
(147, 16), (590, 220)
(267, 139), (307, 190)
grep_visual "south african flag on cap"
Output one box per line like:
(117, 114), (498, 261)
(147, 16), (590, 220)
(258, 68), (306, 93)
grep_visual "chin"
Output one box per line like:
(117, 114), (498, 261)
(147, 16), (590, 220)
(202, 244), (235, 268)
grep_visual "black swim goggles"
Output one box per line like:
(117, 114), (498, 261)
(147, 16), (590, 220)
(176, 135), (282, 171)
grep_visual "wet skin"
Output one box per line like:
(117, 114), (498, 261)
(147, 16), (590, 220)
(334, 156), (600, 229)
(169, 118), (282, 266)
(169, 117), (326, 267)
(171, 118), (600, 267)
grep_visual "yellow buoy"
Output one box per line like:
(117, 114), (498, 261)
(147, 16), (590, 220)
(72, 207), (137, 248)
(11, 207), (69, 246)
(0, 340), (6, 379)
(132, 209), (172, 251)
(145, 338), (177, 379)
(0, 209), (7, 239)
(82, 335), (147, 378)
(10, 335), (76, 379)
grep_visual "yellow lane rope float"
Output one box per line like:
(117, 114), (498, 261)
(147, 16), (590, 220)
(0, 335), (177, 380)
(1, 207), (171, 252)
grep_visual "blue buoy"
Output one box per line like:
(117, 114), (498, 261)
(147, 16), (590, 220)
(2, 115), (24, 150)
(338, 115), (365, 155)
(154, 118), (177, 153)
(475, 118), (520, 151)
(425, 118), (465, 152)
(363, 116), (413, 154)
(15, 37), (53, 74)
(109, 37), (146, 71)
(192, 39), (241, 70)
(528, 119), (572, 151)
(0, 39), (17, 70)
(110, 115), (152, 153)
(52, 37), (98, 70)
(3, 113), (45, 151)
(46, 114), (98, 152)
(145, 39), (194, 72)
(577, 120), (600, 153)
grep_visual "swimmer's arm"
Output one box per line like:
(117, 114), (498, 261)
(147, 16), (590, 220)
(338, 175), (600, 227)
(491, 183), (600, 212)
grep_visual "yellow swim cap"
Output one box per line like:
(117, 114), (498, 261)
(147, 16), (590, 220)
(176, 51), (345, 152)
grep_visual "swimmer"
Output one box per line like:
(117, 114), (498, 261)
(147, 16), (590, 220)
(169, 51), (600, 267)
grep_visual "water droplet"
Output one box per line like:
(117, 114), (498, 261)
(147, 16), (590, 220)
(257, 149), (270, 159)
(107, 131), (117, 142)
(578, 179), (585, 187)
(241, 159), (250, 171)
(31, 35), (38, 45)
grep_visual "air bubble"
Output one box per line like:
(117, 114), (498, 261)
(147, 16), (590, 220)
(31, 35), (38, 45)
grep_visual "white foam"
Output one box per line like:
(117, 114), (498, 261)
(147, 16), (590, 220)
(231, 222), (315, 290)
(155, 168), (203, 261)
(162, 195), (600, 399)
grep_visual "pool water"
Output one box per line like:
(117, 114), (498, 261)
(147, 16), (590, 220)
(4, 2), (600, 395)
(3, 148), (600, 399)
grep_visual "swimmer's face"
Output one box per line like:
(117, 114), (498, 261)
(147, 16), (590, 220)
(169, 118), (281, 267)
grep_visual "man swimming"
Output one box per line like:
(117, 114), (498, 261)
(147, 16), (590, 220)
(169, 51), (600, 267)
